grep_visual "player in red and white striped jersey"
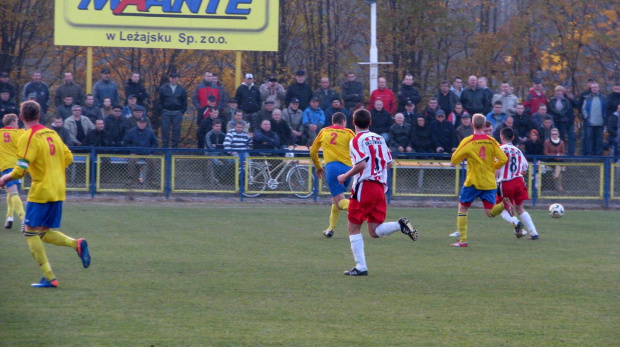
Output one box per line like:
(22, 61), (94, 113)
(336, 109), (418, 277)
(497, 127), (539, 240)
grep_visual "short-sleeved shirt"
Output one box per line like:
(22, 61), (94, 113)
(10, 124), (73, 203)
(0, 127), (25, 171)
(497, 143), (528, 183)
(349, 130), (393, 192)
(451, 134), (507, 190)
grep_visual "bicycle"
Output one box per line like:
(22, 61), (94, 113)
(242, 157), (313, 198)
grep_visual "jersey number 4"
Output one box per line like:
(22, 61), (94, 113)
(478, 146), (486, 160)
(46, 137), (56, 156)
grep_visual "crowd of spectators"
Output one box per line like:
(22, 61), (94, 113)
(0, 69), (618, 159)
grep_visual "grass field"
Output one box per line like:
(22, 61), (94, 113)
(0, 201), (618, 346)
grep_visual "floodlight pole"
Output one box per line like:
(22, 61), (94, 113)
(369, 1), (378, 92)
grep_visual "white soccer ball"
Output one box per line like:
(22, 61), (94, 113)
(548, 203), (564, 218)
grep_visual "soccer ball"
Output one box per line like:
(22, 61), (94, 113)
(549, 203), (564, 218)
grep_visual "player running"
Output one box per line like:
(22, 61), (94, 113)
(310, 112), (355, 238)
(0, 114), (26, 229)
(449, 113), (513, 247)
(336, 109), (417, 276)
(0, 101), (91, 288)
(496, 127), (539, 240)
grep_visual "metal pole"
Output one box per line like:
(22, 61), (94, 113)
(86, 47), (93, 94)
(369, 2), (378, 93)
(235, 51), (242, 88)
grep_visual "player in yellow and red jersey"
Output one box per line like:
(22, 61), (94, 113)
(449, 113), (512, 247)
(310, 112), (355, 238)
(0, 114), (26, 229)
(0, 101), (91, 288)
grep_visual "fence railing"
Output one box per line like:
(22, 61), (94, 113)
(19, 147), (620, 207)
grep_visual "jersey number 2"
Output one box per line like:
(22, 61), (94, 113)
(329, 132), (338, 145)
(46, 137), (56, 156)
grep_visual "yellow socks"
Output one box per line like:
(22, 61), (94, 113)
(457, 212), (468, 243)
(6, 193), (12, 219)
(25, 234), (55, 281)
(328, 199), (350, 231)
(40, 230), (77, 248)
(328, 204), (340, 231)
(10, 193), (25, 221)
(489, 203), (505, 217)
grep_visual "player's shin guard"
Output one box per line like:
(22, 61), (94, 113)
(25, 234), (55, 281)
(337, 199), (349, 210)
(10, 193), (25, 221)
(489, 203), (505, 217)
(501, 210), (519, 226)
(520, 212), (538, 236)
(349, 234), (367, 271)
(328, 204), (340, 231)
(457, 212), (468, 243)
(40, 230), (76, 248)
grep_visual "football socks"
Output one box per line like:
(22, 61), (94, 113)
(40, 230), (77, 248)
(457, 212), (468, 243)
(520, 212), (538, 236)
(328, 204), (340, 231)
(10, 192), (25, 221)
(5, 193), (12, 219)
(489, 202), (505, 217)
(25, 233), (56, 281)
(337, 199), (349, 210)
(500, 210), (520, 226)
(349, 234), (367, 272)
(375, 222), (400, 237)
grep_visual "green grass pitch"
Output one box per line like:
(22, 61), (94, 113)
(0, 201), (618, 346)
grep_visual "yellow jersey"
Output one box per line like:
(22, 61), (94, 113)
(0, 127), (25, 171)
(451, 134), (507, 190)
(310, 125), (355, 169)
(10, 124), (73, 203)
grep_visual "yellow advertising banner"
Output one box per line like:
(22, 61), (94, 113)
(55, 0), (279, 51)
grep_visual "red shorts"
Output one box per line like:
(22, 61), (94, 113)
(348, 181), (387, 225)
(496, 178), (529, 206)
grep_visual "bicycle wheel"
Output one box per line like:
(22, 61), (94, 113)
(243, 162), (268, 197)
(287, 165), (313, 198)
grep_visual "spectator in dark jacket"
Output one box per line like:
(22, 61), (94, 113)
(548, 85), (577, 155)
(235, 73), (262, 121)
(388, 113), (412, 154)
(93, 68), (119, 107)
(0, 90), (18, 120)
(159, 72), (187, 148)
(397, 74), (422, 112)
(606, 82), (620, 121)
(402, 99), (420, 126)
(205, 119), (226, 150)
(607, 104), (620, 156)
(83, 119), (112, 147)
(197, 108), (222, 149)
(435, 81), (459, 116)
(124, 72), (149, 106)
(123, 117), (158, 185)
(123, 117), (158, 150)
(455, 113), (473, 143)
(127, 105), (152, 129)
(422, 97), (441, 123)
(313, 77), (340, 111)
(269, 109), (292, 148)
(430, 110), (457, 153)
(323, 99), (351, 127)
(56, 96), (75, 120)
(104, 105), (129, 146)
(285, 70), (313, 110)
(253, 119), (281, 150)
(513, 103), (536, 144)
(340, 71), (364, 110)
(54, 72), (84, 107)
(82, 94), (101, 123)
(411, 115), (434, 153)
(21, 71), (50, 115)
(369, 100), (393, 141)
(50, 116), (77, 145)
(0, 71), (16, 102)
(460, 75), (489, 115)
